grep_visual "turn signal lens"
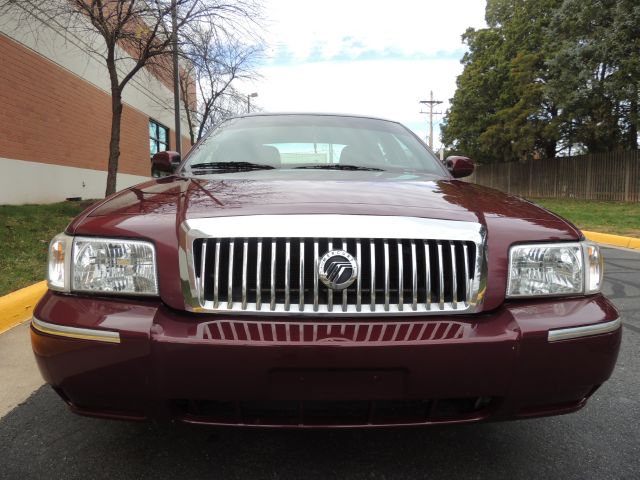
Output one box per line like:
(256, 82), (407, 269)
(47, 233), (71, 291)
(584, 243), (603, 294)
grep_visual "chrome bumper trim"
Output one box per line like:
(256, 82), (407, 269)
(548, 318), (621, 342)
(31, 317), (121, 344)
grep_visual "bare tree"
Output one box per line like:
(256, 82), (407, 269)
(1, 0), (260, 196)
(179, 24), (262, 143)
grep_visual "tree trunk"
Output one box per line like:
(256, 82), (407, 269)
(181, 80), (195, 145)
(197, 102), (212, 141)
(544, 141), (556, 160)
(184, 101), (195, 145)
(628, 88), (638, 150)
(105, 89), (123, 197)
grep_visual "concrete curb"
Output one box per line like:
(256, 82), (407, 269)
(583, 231), (640, 250)
(0, 281), (47, 335)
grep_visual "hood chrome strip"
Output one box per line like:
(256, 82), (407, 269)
(183, 215), (482, 242)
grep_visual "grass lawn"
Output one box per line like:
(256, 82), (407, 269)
(531, 198), (640, 237)
(0, 201), (93, 296)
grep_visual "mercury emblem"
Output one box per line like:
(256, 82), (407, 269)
(318, 250), (358, 290)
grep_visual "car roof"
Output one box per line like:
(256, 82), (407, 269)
(227, 112), (402, 125)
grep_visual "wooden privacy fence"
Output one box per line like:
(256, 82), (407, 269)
(467, 150), (640, 202)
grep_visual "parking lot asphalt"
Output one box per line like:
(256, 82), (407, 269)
(1, 247), (638, 480)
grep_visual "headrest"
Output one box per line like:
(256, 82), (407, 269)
(339, 145), (361, 165)
(258, 145), (281, 166)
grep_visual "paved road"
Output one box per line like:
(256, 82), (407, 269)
(1, 247), (638, 480)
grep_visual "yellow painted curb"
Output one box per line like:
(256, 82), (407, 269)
(583, 231), (640, 250)
(0, 281), (47, 335)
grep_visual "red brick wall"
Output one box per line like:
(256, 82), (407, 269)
(0, 35), (190, 177)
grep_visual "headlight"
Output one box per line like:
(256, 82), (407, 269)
(47, 234), (158, 295)
(506, 242), (603, 298)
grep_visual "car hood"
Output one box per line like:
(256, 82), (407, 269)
(76, 170), (569, 224)
(68, 171), (583, 311)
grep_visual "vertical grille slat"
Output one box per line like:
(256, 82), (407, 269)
(383, 240), (390, 312)
(437, 242), (445, 310)
(198, 240), (208, 306)
(213, 240), (221, 308)
(463, 244), (470, 305)
(411, 241), (417, 311)
(242, 240), (248, 310)
(397, 241), (404, 311)
(370, 240), (376, 311)
(424, 241), (431, 310)
(299, 240), (305, 312)
(313, 240), (319, 312)
(192, 236), (479, 315)
(256, 239), (263, 310)
(270, 240), (276, 311)
(356, 240), (362, 311)
(227, 240), (235, 309)
(284, 240), (291, 311)
(327, 240), (333, 312)
(450, 243), (457, 310)
(342, 239), (348, 312)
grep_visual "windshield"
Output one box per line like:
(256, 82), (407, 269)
(181, 115), (446, 176)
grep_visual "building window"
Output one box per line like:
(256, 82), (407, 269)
(149, 119), (169, 157)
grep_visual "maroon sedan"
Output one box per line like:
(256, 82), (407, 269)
(32, 113), (621, 427)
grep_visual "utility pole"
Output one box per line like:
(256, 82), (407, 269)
(171, 0), (181, 154)
(419, 91), (443, 149)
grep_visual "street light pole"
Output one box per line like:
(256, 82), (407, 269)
(247, 92), (258, 113)
(171, 0), (181, 154)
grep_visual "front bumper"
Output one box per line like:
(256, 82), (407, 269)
(32, 292), (621, 427)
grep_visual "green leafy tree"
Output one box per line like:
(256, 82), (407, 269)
(547, 0), (639, 152)
(443, 0), (638, 163)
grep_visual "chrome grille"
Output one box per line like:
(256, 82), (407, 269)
(192, 237), (476, 314)
(180, 215), (486, 316)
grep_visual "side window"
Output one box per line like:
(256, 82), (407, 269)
(149, 119), (169, 157)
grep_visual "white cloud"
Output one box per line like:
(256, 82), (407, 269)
(262, 0), (487, 62)
(242, 0), (487, 149)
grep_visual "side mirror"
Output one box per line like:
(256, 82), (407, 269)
(151, 151), (181, 176)
(444, 155), (474, 178)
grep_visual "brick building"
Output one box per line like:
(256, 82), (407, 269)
(0, 7), (191, 204)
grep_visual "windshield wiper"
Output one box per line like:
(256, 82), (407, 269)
(189, 161), (275, 173)
(294, 164), (385, 172)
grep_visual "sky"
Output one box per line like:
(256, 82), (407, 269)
(243, 0), (487, 150)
